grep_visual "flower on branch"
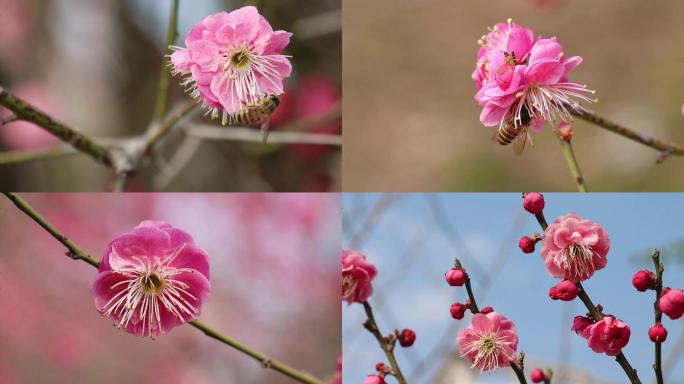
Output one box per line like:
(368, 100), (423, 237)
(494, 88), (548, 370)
(572, 315), (631, 356)
(473, 19), (594, 135)
(170, 6), (292, 124)
(93, 221), (211, 337)
(457, 311), (519, 372)
(341, 250), (377, 305)
(540, 213), (610, 282)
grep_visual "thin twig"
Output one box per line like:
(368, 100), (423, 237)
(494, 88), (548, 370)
(556, 134), (588, 192)
(187, 125), (342, 146)
(532, 211), (642, 384)
(145, 100), (200, 154)
(153, 135), (203, 189)
(570, 106), (684, 162)
(652, 250), (664, 384)
(0, 86), (112, 166)
(362, 301), (407, 384)
(0, 146), (79, 165)
(1, 193), (325, 384)
(153, 0), (180, 120)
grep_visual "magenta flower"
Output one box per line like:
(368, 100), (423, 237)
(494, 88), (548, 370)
(473, 19), (594, 132)
(170, 6), (292, 124)
(341, 250), (377, 305)
(572, 315), (630, 356)
(457, 312), (519, 372)
(93, 221), (210, 337)
(540, 213), (610, 282)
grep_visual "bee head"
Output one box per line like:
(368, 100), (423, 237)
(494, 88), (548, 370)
(268, 94), (280, 107)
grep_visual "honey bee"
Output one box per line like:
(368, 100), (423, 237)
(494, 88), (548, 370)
(494, 103), (533, 155)
(225, 94), (280, 143)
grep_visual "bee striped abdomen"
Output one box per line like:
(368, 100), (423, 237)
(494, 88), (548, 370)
(226, 95), (280, 126)
(496, 124), (522, 145)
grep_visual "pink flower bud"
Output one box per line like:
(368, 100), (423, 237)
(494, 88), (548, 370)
(364, 375), (386, 384)
(480, 306), (494, 314)
(648, 324), (668, 343)
(571, 315), (594, 338)
(548, 286), (558, 300)
(530, 368), (546, 383)
(445, 268), (467, 286)
(659, 288), (684, 320)
(450, 302), (468, 320)
(523, 193), (545, 215)
(398, 329), (416, 347)
(631, 270), (655, 292)
(557, 121), (573, 141)
(555, 280), (578, 301)
(375, 362), (388, 373)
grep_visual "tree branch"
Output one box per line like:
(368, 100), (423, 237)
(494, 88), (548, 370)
(555, 134), (588, 192)
(1, 193), (325, 384)
(570, 106), (684, 163)
(0, 146), (79, 165)
(153, 0), (180, 120)
(362, 301), (407, 384)
(651, 249), (664, 384)
(0, 86), (112, 166)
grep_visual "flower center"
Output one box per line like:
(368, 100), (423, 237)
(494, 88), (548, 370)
(141, 270), (165, 293)
(229, 49), (251, 69)
(461, 333), (505, 371)
(559, 242), (595, 277)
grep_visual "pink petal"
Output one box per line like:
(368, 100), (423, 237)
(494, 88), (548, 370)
(525, 60), (564, 85)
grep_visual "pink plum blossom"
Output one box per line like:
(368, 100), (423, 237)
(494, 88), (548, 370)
(540, 213), (609, 282)
(572, 315), (630, 356)
(342, 250), (377, 305)
(473, 19), (594, 133)
(93, 220), (210, 337)
(457, 312), (519, 372)
(170, 6), (292, 124)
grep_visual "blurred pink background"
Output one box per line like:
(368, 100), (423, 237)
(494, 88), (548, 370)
(0, 193), (340, 383)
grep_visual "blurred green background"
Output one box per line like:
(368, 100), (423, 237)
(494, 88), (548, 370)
(343, 0), (684, 191)
(0, 0), (340, 191)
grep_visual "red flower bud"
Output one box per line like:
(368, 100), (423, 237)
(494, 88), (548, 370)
(480, 306), (493, 314)
(450, 302), (468, 320)
(523, 193), (545, 215)
(375, 362), (388, 373)
(648, 324), (668, 343)
(530, 368), (546, 383)
(555, 280), (578, 301)
(445, 268), (467, 287)
(518, 236), (536, 253)
(398, 328), (416, 347)
(631, 270), (655, 292)
(548, 286), (558, 300)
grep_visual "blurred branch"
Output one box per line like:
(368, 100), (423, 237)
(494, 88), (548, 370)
(292, 9), (341, 39)
(651, 250), (664, 384)
(0, 146), (79, 165)
(144, 100), (200, 153)
(556, 134), (588, 192)
(187, 125), (341, 146)
(0, 86), (112, 166)
(154, 135), (203, 189)
(570, 106), (684, 163)
(1, 193), (325, 384)
(362, 301), (407, 384)
(153, 0), (180, 120)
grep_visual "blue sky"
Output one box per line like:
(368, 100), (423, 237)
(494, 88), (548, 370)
(343, 193), (684, 384)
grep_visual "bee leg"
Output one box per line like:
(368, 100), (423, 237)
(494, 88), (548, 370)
(260, 119), (271, 144)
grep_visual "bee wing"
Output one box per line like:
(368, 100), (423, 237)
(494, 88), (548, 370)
(512, 127), (529, 156)
(260, 118), (271, 144)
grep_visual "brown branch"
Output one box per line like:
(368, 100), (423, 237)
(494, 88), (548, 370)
(0, 86), (112, 166)
(362, 301), (407, 384)
(652, 250), (664, 384)
(570, 106), (684, 163)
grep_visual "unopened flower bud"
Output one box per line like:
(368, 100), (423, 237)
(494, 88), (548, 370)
(375, 362), (388, 373)
(480, 306), (494, 314)
(523, 193), (545, 215)
(648, 324), (668, 343)
(519, 236), (536, 253)
(398, 329), (416, 347)
(450, 302), (468, 320)
(530, 368), (546, 383)
(631, 270), (655, 292)
(557, 121), (573, 141)
(555, 280), (578, 301)
(445, 268), (467, 287)
(548, 286), (558, 300)
(660, 288), (684, 320)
